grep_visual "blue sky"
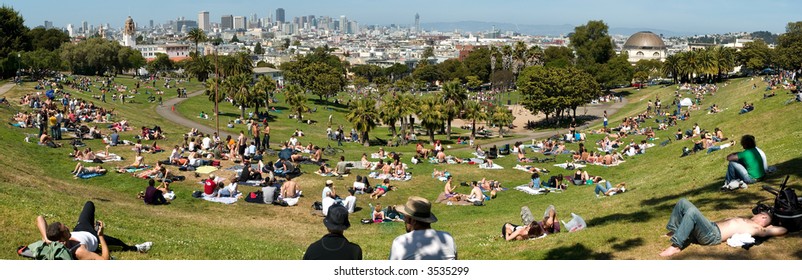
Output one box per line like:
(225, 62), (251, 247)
(2, 0), (797, 34)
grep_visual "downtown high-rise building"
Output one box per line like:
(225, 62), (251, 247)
(339, 15), (347, 33)
(44, 21), (52, 29)
(233, 16), (246, 30)
(198, 11), (210, 31)
(275, 8), (285, 23)
(415, 13), (420, 34)
(81, 21), (88, 34)
(149, 19), (154, 28)
(221, 15), (233, 30)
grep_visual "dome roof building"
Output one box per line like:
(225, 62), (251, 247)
(623, 31), (666, 64)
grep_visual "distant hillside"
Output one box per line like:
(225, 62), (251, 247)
(421, 21), (689, 37)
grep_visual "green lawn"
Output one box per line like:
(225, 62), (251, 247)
(0, 76), (800, 260)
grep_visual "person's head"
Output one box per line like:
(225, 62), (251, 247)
(531, 172), (539, 179)
(446, 175), (452, 181)
(326, 180), (334, 188)
(397, 196), (437, 232)
(323, 204), (351, 234)
(741, 135), (756, 149)
(46, 222), (70, 242)
(752, 212), (772, 227)
(148, 179), (155, 187)
(383, 178), (390, 185)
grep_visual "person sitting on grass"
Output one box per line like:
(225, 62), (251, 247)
(432, 168), (450, 179)
(722, 135), (764, 190)
(517, 148), (532, 163)
(443, 176), (456, 197)
(117, 151), (145, 172)
(138, 179), (169, 205)
(71, 163), (107, 178)
(373, 203), (386, 223)
(593, 176), (627, 197)
(39, 131), (61, 148)
(659, 198), (787, 257)
(467, 182), (485, 203)
(572, 169), (590, 185)
(278, 177), (301, 206)
(528, 172), (542, 189)
(416, 142), (431, 158)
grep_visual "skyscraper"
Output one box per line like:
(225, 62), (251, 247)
(199, 11), (210, 31)
(221, 15), (233, 30)
(44, 21), (52, 29)
(233, 16), (246, 30)
(339, 15), (347, 33)
(415, 13), (420, 34)
(276, 8), (285, 23)
(82, 21), (88, 34)
(149, 19), (154, 29)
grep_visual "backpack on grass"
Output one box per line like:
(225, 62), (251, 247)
(19, 240), (76, 260)
(756, 176), (802, 232)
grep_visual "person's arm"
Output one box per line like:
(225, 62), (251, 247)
(757, 225), (788, 237)
(75, 221), (110, 260)
(36, 216), (50, 243)
(726, 152), (739, 162)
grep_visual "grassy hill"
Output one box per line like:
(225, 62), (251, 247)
(0, 76), (799, 260)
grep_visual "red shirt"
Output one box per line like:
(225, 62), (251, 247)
(203, 179), (216, 195)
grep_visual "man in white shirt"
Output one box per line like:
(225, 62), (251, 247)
(389, 196), (457, 260)
(201, 134), (212, 151)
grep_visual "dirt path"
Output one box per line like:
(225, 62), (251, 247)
(155, 90), (235, 139)
(0, 83), (15, 96)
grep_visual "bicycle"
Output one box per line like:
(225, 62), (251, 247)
(323, 144), (344, 156)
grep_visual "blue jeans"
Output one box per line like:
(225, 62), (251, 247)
(725, 161), (756, 184)
(594, 181), (613, 195)
(666, 198), (721, 249)
(706, 146), (721, 154)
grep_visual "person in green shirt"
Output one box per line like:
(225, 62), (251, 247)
(723, 135), (765, 190)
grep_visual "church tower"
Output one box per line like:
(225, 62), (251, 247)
(122, 16), (136, 47)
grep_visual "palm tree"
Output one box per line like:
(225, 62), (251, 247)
(284, 84), (309, 121)
(380, 93), (403, 141)
(186, 28), (207, 55)
(231, 51), (254, 76)
(346, 97), (380, 147)
(712, 46), (735, 82)
(441, 79), (468, 140)
(490, 106), (514, 138)
(461, 100), (488, 139)
(662, 55), (680, 84)
(223, 74), (253, 119)
(416, 95), (445, 144)
(525, 45), (544, 67)
(397, 93), (417, 144)
(185, 52), (213, 82)
(696, 48), (716, 82)
(252, 75), (276, 119)
(513, 41), (528, 77)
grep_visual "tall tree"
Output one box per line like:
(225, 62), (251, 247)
(776, 21), (802, 70)
(284, 84), (309, 121)
(437, 58), (469, 83)
(543, 46), (574, 68)
(186, 28), (207, 55)
(27, 27), (69, 51)
(463, 47), (491, 82)
(441, 79), (468, 140)
(0, 6), (29, 78)
(184, 52), (213, 81)
(416, 95), (445, 144)
(252, 75), (276, 118)
(253, 42), (264, 55)
(490, 106), (514, 138)
(461, 100), (488, 139)
(662, 55), (681, 84)
(346, 97), (380, 147)
(737, 40), (773, 72)
(711, 46), (735, 82)
(223, 73), (254, 119)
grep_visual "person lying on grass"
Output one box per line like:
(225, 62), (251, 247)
(370, 179), (396, 199)
(502, 205), (560, 241)
(71, 162), (107, 178)
(659, 198), (787, 257)
(592, 176), (627, 197)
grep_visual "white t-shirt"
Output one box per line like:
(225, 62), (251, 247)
(321, 196), (336, 216)
(70, 231), (99, 252)
(389, 229), (457, 260)
(321, 186), (333, 201)
(202, 137), (212, 150)
(343, 196), (356, 213)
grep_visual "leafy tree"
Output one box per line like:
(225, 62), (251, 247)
(662, 55), (681, 83)
(21, 49), (61, 78)
(749, 31), (778, 45)
(396, 93), (418, 143)
(441, 79), (468, 140)
(223, 73), (254, 119)
(776, 21), (802, 70)
(517, 66), (600, 123)
(595, 53), (634, 88)
(184, 52), (213, 81)
(346, 97), (380, 146)
(205, 77), (225, 104)
(412, 64), (442, 86)
(569, 20), (629, 88)
(466, 75), (482, 90)
(379, 93), (404, 141)
(280, 46), (346, 99)
(61, 38), (127, 75)
(711, 46), (735, 81)
(0, 6), (30, 77)
(416, 95), (445, 144)
(351, 64), (384, 82)
(437, 58), (469, 83)
(463, 47), (491, 82)
(634, 59), (663, 79)
(256, 61), (275, 68)
(253, 42), (264, 55)
(186, 28), (207, 55)
(27, 27), (69, 51)
(147, 53), (174, 75)
(384, 63), (409, 81)
(230, 34), (240, 43)
(284, 84), (309, 120)
(461, 100), (487, 139)
(252, 75), (277, 118)
(543, 46), (573, 68)
(633, 71), (648, 88)
(737, 40), (773, 72)
(117, 46), (146, 76)
(490, 69), (514, 92)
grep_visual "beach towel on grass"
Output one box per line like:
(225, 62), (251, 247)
(471, 152), (486, 159)
(514, 185), (562, 195)
(554, 163), (586, 170)
(195, 166), (218, 174)
(514, 165), (533, 173)
(119, 165), (150, 173)
(371, 153), (387, 159)
(82, 153), (123, 163)
(202, 196), (238, 204)
(238, 180), (263, 187)
(369, 171), (412, 181)
(78, 173), (105, 179)
(478, 163), (504, 170)
(592, 161), (625, 167)
(314, 171), (336, 177)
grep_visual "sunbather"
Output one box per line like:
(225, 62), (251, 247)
(593, 176), (627, 197)
(71, 162), (107, 178)
(117, 151), (145, 172)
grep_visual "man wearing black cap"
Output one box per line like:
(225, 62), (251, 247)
(389, 196), (457, 260)
(303, 204), (362, 260)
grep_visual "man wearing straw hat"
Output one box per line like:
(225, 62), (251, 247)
(389, 196), (457, 260)
(303, 204), (362, 260)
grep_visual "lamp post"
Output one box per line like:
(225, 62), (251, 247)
(213, 41), (220, 135)
(16, 52), (21, 80)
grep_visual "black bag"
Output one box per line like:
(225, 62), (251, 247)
(758, 176), (802, 232)
(191, 190), (203, 198)
(312, 201), (323, 211)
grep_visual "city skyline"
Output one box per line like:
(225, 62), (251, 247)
(2, 0), (799, 34)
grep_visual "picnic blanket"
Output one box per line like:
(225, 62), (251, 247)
(195, 166), (218, 174)
(82, 153), (123, 163)
(78, 172), (105, 179)
(238, 180), (263, 187)
(433, 192), (473, 206)
(201, 196), (238, 204)
(514, 185), (562, 195)
(371, 153), (387, 159)
(478, 163), (504, 170)
(314, 171), (337, 177)
(118, 165), (150, 173)
(514, 165), (534, 173)
(591, 161), (626, 167)
(369, 171), (412, 181)
(553, 163), (587, 170)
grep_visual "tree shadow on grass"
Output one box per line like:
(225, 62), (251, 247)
(641, 179), (765, 213)
(587, 211), (653, 227)
(524, 115), (600, 130)
(544, 243), (613, 260)
(607, 237), (645, 252)
(312, 99), (348, 109)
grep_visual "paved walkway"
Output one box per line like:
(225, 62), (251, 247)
(0, 83), (15, 96)
(155, 90), (236, 139)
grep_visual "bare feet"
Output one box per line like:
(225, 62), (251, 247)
(659, 245), (681, 257)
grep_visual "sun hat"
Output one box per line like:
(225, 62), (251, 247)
(396, 196), (438, 223)
(325, 180), (334, 186)
(323, 204), (350, 231)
